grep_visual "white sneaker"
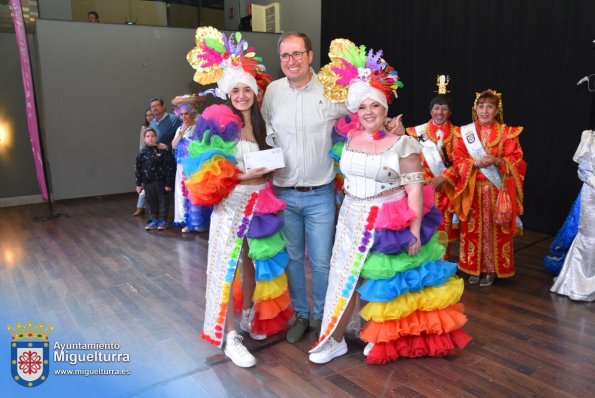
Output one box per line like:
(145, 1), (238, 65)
(223, 330), (256, 368)
(240, 309), (267, 340)
(309, 337), (348, 364)
(363, 342), (374, 357)
(181, 226), (190, 233)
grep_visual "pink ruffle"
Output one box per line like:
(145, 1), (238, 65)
(375, 196), (416, 230)
(335, 113), (360, 136)
(422, 184), (435, 215)
(374, 185), (437, 231)
(201, 104), (242, 130)
(254, 182), (286, 215)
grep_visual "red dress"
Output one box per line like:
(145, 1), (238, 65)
(452, 122), (526, 277)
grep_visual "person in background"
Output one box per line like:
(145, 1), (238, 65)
(135, 128), (175, 231)
(133, 108), (154, 217)
(452, 90), (526, 287)
(406, 76), (460, 257)
(148, 97), (182, 151)
(550, 129), (595, 302)
(87, 11), (100, 23)
(170, 96), (212, 233)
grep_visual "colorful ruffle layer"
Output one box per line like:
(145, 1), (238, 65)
(359, 304), (468, 342)
(371, 207), (442, 254)
(366, 328), (472, 364)
(362, 234), (446, 280)
(248, 183), (293, 335)
(184, 201), (212, 231)
(358, 260), (457, 302)
(183, 105), (242, 206)
(360, 277), (464, 322)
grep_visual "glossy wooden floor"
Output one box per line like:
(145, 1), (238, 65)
(1, 195), (593, 397)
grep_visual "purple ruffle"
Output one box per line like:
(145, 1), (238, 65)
(194, 117), (240, 143)
(247, 214), (283, 238)
(371, 206), (443, 255)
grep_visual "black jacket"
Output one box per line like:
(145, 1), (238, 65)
(135, 145), (175, 187)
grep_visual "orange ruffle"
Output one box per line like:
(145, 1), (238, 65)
(253, 292), (291, 320)
(366, 328), (472, 364)
(359, 304), (468, 343)
(185, 158), (238, 206)
(252, 307), (293, 335)
(232, 273), (243, 315)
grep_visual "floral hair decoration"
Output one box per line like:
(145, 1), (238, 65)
(472, 89), (504, 123)
(186, 26), (268, 99)
(318, 39), (403, 112)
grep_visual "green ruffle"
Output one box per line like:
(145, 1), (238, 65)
(361, 234), (446, 280)
(331, 141), (345, 160)
(188, 131), (236, 157)
(248, 231), (286, 260)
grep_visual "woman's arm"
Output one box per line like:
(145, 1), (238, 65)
(400, 153), (423, 256)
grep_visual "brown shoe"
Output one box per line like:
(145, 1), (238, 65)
(133, 207), (145, 216)
(479, 273), (495, 287)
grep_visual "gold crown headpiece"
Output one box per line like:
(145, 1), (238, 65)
(472, 89), (504, 123)
(7, 321), (53, 341)
(435, 75), (450, 94)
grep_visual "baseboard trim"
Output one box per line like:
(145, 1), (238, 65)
(0, 194), (45, 207)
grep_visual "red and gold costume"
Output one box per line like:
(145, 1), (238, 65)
(452, 121), (526, 277)
(406, 121), (460, 247)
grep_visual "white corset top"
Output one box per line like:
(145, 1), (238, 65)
(340, 135), (423, 199)
(236, 140), (260, 172)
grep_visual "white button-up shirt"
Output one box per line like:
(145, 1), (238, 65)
(261, 72), (348, 187)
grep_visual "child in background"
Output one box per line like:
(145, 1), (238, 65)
(135, 128), (175, 230)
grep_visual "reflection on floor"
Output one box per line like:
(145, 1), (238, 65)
(0, 195), (593, 397)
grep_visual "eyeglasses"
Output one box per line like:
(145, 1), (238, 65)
(280, 51), (308, 62)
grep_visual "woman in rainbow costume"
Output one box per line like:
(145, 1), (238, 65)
(309, 39), (471, 365)
(184, 27), (293, 368)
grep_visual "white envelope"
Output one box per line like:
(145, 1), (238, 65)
(243, 148), (285, 171)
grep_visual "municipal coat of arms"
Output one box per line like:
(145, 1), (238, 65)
(8, 321), (53, 387)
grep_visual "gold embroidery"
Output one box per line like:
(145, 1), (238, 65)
(400, 172), (423, 185)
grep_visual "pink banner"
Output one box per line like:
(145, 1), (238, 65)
(10, 0), (49, 200)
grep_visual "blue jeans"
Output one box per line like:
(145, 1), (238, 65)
(277, 183), (336, 320)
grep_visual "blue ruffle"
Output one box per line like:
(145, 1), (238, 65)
(357, 260), (457, 302)
(181, 149), (236, 176)
(544, 188), (581, 275)
(185, 201), (212, 231)
(254, 250), (289, 281)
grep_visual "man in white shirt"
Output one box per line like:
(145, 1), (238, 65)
(261, 32), (348, 343)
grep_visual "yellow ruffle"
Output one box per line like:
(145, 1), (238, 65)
(360, 277), (464, 322)
(252, 273), (287, 301)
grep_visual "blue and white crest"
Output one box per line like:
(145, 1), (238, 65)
(11, 341), (50, 387)
(8, 321), (52, 388)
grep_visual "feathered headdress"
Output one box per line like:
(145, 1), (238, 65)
(318, 39), (403, 112)
(186, 26), (268, 99)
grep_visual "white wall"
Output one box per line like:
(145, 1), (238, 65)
(38, 0), (72, 20)
(34, 19), (281, 200)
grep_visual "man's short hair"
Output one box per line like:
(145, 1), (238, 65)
(88, 11), (99, 20)
(429, 94), (453, 113)
(149, 97), (164, 106)
(278, 32), (312, 54)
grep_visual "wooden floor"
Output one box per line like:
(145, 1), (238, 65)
(0, 194), (593, 398)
